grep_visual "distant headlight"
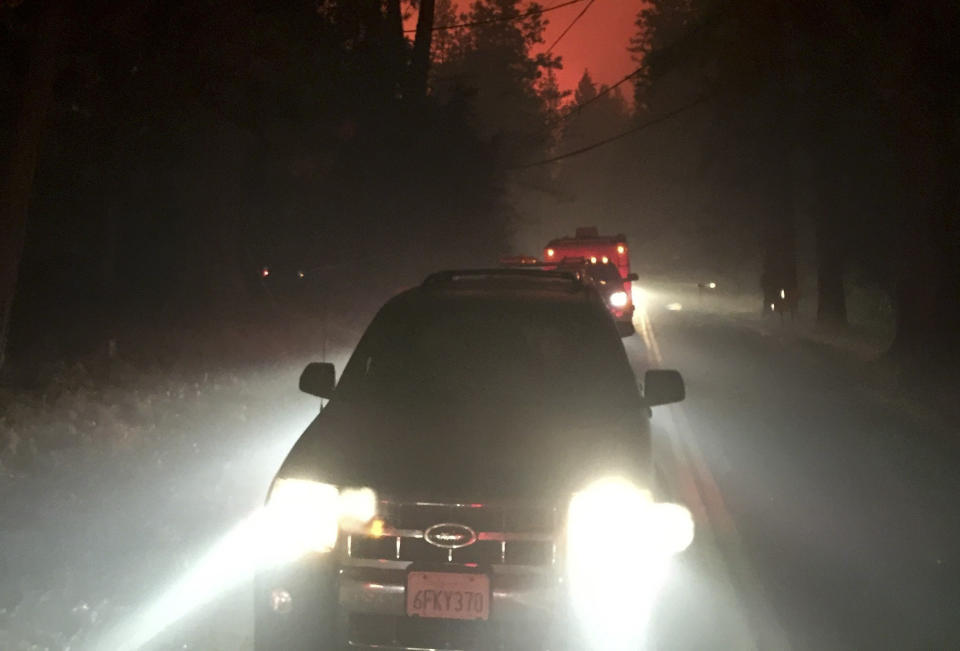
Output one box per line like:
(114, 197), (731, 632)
(265, 478), (376, 557)
(609, 290), (629, 308)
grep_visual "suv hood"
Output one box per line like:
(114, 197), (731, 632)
(276, 398), (651, 501)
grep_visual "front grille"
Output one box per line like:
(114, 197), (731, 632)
(347, 500), (559, 567)
(399, 537), (449, 563)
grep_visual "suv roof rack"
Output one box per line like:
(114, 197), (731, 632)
(422, 268), (582, 287)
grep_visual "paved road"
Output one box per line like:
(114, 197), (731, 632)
(631, 283), (960, 650)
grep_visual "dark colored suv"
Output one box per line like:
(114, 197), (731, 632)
(255, 269), (689, 650)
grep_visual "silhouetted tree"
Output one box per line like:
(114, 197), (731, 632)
(433, 0), (560, 165)
(431, 0), (458, 65)
(0, 0), (70, 369)
(410, 0), (436, 97)
(4, 0), (520, 367)
(632, 0), (959, 365)
(883, 0), (960, 367)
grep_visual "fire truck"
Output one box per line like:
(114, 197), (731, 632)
(544, 227), (630, 285)
(544, 227), (635, 320)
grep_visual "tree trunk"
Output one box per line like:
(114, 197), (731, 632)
(809, 109), (849, 327)
(758, 8), (800, 317)
(383, 0), (405, 95)
(386, 0), (403, 44)
(885, 0), (960, 367)
(410, 0), (436, 98)
(814, 213), (847, 325)
(99, 200), (122, 301)
(0, 0), (69, 370)
(760, 198), (798, 314)
(759, 107), (799, 316)
(888, 113), (959, 364)
(889, 208), (941, 360)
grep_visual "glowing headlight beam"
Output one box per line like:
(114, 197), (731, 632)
(631, 285), (649, 310)
(565, 478), (694, 650)
(338, 486), (378, 527)
(102, 480), (376, 651)
(100, 507), (287, 651)
(648, 501), (695, 555)
(609, 290), (629, 308)
(266, 478), (341, 554)
(566, 477), (694, 561)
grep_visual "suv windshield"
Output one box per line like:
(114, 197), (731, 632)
(336, 298), (638, 407)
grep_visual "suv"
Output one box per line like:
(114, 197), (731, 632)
(255, 269), (689, 650)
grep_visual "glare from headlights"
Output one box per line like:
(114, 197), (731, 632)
(631, 285), (648, 310)
(266, 478), (340, 555)
(100, 479), (376, 650)
(568, 478), (651, 531)
(339, 486), (378, 527)
(566, 477), (694, 561)
(102, 507), (291, 651)
(566, 478), (694, 649)
(609, 291), (629, 308)
(648, 502), (695, 554)
(96, 372), (345, 651)
(265, 479), (378, 557)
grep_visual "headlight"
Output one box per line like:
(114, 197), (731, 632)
(565, 478), (694, 648)
(265, 478), (376, 557)
(609, 290), (628, 308)
(566, 477), (693, 565)
(567, 478), (653, 561)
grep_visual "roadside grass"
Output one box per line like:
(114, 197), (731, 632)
(0, 315), (364, 650)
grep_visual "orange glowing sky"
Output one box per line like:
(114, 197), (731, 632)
(455, 0), (645, 101)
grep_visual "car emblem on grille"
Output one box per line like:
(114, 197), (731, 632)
(424, 523), (477, 549)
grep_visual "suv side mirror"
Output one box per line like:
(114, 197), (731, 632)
(643, 369), (684, 406)
(626, 273), (639, 282)
(300, 362), (336, 398)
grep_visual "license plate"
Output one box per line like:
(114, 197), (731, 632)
(406, 571), (490, 620)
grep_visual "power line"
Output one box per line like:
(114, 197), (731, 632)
(554, 3), (723, 122)
(403, 0), (588, 33)
(546, 0), (596, 52)
(509, 93), (714, 169)
(555, 66), (642, 122)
